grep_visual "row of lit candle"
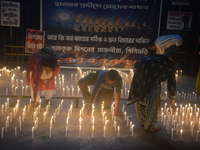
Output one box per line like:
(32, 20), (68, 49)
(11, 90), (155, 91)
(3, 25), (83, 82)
(161, 103), (200, 141)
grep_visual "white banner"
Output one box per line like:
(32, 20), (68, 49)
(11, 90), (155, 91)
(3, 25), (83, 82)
(1, 1), (20, 27)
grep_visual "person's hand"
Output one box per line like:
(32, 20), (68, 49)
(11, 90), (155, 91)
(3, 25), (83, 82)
(86, 107), (92, 116)
(171, 105), (178, 112)
(114, 111), (123, 117)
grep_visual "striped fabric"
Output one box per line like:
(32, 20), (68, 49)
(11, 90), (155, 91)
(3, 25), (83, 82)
(155, 35), (183, 55)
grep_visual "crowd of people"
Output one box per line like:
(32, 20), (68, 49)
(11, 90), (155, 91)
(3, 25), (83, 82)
(25, 34), (184, 132)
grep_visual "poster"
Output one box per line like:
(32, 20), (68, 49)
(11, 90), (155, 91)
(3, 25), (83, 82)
(166, 12), (193, 31)
(1, 1), (20, 27)
(42, 0), (161, 68)
(25, 29), (45, 53)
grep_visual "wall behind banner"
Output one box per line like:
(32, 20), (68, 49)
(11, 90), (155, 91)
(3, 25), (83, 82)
(42, 0), (161, 69)
(0, 0), (200, 76)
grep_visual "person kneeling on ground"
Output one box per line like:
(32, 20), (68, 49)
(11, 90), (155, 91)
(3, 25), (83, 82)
(78, 69), (123, 117)
(25, 47), (60, 108)
(128, 55), (177, 132)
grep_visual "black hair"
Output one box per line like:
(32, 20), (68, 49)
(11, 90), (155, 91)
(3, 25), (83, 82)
(41, 57), (56, 71)
(107, 69), (119, 81)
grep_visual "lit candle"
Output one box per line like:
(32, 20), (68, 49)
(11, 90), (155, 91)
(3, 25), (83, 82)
(131, 125), (134, 137)
(6, 98), (9, 109)
(180, 129), (183, 140)
(4, 104), (8, 113)
(1, 127), (4, 138)
(71, 74), (73, 80)
(43, 112), (46, 122)
(19, 116), (22, 131)
(103, 126), (106, 138)
(171, 128), (173, 140)
(176, 124), (179, 135)
(92, 125), (94, 138)
(2, 105), (4, 115)
(124, 111), (127, 121)
(118, 126), (120, 137)
(186, 116), (188, 126)
(15, 87), (17, 95)
(191, 124), (194, 137)
(196, 130), (199, 142)
(32, 126), (35, 139)
(15, 126), (17, 138)
(122, 104), (124, 114)
(50, 118), (53, 128)
(22, 86), (24, 95)
(65, 124), (68, 137)
(79, 125), (81, 138)
(114, 120), (117, 132)
(49, 127), (52, 138)
(127, 116), (129, 127)
(164, 103), (167, 113)
(130, 122), (132, 132)
(199, 121), (200, 130)
(25, 86), (28, 94)
(180, 120), (184, 129)
(10, 112), (12, 122)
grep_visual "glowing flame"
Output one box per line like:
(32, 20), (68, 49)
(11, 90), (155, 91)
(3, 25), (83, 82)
(143, 21), (147, 27)
(89, 16), (94, 24)
(102, 19), (107, 25)
(137, 23), (141, 30)
(131, 20), (136, 27)
(125, 21), (129, 27)
(115, 17), (122, 26)
(95, 18), (100, 25)
(108, 20), (112, 26)
(76, 13), (83, 22)
(83, 16), (88, 24)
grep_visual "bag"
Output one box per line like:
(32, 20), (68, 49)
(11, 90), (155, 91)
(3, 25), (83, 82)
(38, 47), (60, 60)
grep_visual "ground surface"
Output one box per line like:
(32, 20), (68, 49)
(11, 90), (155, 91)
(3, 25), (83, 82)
(0, 67), (199, 150)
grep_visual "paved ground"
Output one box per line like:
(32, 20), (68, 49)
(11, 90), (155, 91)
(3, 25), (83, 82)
(0, 66), (199, 150)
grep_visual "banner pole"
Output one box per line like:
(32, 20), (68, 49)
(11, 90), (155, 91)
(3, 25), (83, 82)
(157, 0), (163, 37)
(40, 0), (42, 31)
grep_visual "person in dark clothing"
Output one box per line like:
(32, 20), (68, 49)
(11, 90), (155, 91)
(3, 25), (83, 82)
(128, 55), (177, 132)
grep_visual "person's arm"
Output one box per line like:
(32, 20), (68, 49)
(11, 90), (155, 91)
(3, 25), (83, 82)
(87, 88), (100, 115)
(114, 92), (123, 117)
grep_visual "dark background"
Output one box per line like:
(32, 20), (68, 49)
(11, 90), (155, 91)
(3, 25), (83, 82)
(0, 0), (200, 76)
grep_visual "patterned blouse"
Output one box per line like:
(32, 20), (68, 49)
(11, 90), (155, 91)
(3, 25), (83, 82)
(128, 55), (176, 103)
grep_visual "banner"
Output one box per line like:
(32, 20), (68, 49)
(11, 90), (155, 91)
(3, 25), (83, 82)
(42, 0), (161, 68)
(25, 29), (45, 53)
(166, 12), (193, 31)
(1, 1), (20, 27)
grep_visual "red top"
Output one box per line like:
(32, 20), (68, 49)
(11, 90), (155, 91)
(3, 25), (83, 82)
(25, 52), (60, 93)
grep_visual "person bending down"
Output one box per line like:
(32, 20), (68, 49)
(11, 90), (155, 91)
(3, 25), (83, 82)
(128, 55), (177, 132)
(25, 47), (60, 108)
(78, 69), (123, 116)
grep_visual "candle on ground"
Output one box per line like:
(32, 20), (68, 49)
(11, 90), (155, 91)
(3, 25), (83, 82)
(103, 126), (106, 138)
(131, 125), (134, 137)
(1, 127), (4, 138)
(32, 126), (35, 139)
(118, 126), (120, 137)
(180, 129), (183, 140)
(196, 130), (199, 142)
(171, 128), (173, 140)
(92, 125), (94, 138)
